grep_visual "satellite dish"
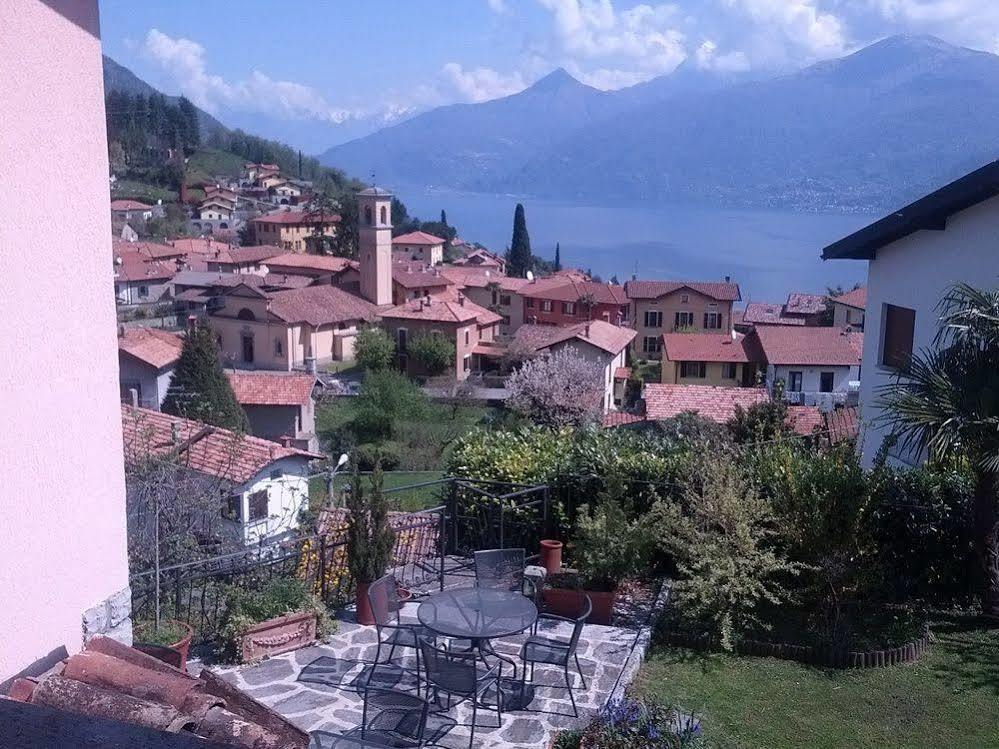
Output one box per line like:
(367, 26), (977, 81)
(526, 270), (535, 281)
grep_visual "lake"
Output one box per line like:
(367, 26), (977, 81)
(397, 187), (873, 303)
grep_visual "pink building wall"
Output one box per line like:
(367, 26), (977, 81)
(0, 0), (131, 682)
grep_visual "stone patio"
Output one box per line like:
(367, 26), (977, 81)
(213, 598), (654, 748)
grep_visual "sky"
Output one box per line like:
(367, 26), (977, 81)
(99, 0), (999, 152)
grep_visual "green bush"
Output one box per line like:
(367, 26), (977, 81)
(407, 332), (455, 376)
(354, 327), (396, 371)
(220, 578), (334, 661)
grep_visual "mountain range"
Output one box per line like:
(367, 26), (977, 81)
(321, 36), (999, 212)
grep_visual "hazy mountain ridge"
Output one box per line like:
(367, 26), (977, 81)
(322, 36), (999, 212)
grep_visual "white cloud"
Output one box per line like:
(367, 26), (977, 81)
(142, 29), (358, 123)
(694, 40), (751, 72)
(865, 0), (999, 52)
(440, 63), (528, 101)
(723, 0), (846, 59)
(487, 0), (509, 13)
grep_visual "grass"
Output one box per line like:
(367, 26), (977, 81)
(325, 359), (360, 375)
(186, 148), (245, 183)
(308, 471), (446, 513)
(112, 179), (178, 203)
(634, 611), (999, 749)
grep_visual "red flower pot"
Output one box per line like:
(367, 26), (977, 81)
(543, 586), (617, 625)
(539, 540), (563, 574)
(356, 582), (375, 625)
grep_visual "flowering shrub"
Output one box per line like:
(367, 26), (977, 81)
(584, 697), (702, 748)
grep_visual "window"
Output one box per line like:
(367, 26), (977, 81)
(680, 361), (707, 378)
(223, 494), (241, 521)
(562, 302), (576, 315)
(397, 328), (408, 351)
(820, 371), (835, 393)
(501, 315), (511, 327)
(788, 371), (803, 392)
(680, 294), (689, 304)
(464, 330), (470, 345)
(642, 336), (662, 354)
(644, 310), (663, 328)
(241, 334), (254, 363)
(364, 206), (373, 226)
(526, 298), (535, 308)
(704, 312), (722, 330)
(274, 338), (283, 356)
(881, 304), (915, 370)
(499, 294), (512, 306)
(463, 354), (471, 372)
(380, 205), (388, 224)
(237, 307), (256, 321)
(674, 311), (694, 329)
(541, 300), (553, 312)
(269, 469), (284, 480)
(138, 285), (149, 298)
(723, 362), (738, 379)
(247, 490), (269, 522)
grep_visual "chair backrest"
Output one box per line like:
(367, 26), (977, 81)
(367, 573), (402, 628)
(360, 686), (428, 747)
(417, 637), (478, 696)
(568, 595), (593, 653)
(474, 548), (525, 592)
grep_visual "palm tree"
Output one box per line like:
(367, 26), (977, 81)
(877, 283), (999, 616)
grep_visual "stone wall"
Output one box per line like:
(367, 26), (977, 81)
(82, 587), (133, 647)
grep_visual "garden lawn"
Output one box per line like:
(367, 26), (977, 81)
(309, 471), (445, 513)
(635, 612), (999, 749)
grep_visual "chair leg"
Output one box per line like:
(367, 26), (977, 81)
(565, 664), (578, 718)
(415, 646), (422, 698)
(468, 696), (477, 749)
(575, 653), (587, 689)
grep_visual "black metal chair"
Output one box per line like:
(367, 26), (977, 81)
(418, 636), (502, 749)
(368, 573), (433, 696)
(308, 686), (428, 748)
(473, 548), (527, 592)
(519, 594), (591, 717)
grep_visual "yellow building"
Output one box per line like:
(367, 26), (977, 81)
(250, 210), (338, 252)
(661, 331), (760, 388)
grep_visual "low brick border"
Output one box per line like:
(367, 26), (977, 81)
(659, 626), (931, 668)
(607, 581), (672, 703)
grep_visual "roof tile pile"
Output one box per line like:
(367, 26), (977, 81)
(7, 636), (308, 748)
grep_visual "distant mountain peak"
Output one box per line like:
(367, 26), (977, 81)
(528, 67), (584, 93)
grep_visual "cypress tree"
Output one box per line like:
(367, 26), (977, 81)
(440, 209), (448, 227)
(162, 320), (248, 432)
(554, 242), (561, 271)
(508, 203), (532, 278)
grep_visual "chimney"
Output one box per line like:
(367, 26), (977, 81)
(585, 322), (591, 337)
(305, 356), (317, 374)
(280, 436), (293, 448)
(458, 293), (465, 306)
(725, 275), (731, 283)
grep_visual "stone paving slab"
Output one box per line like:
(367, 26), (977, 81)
(213, 601), (640, 749)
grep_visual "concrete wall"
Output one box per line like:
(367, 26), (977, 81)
(1, 0), (132, 682)
(833, 302), (865, 329)
(115, 279), (172, 305)
(222, 457), (311, 546)
(243, 403), (316, 451)
(118, 355), (174, 409)
(855, 195), (999, 467)
(766, 363), (859, 396)
(632, 290), (733, 359)
(395, 243), (443, 266)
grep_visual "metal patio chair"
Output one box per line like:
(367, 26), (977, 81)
(418, 636), (502, 749)
(473, 548), (536, 599)
(368, 573), (434, 695)
(308, 686), (428, 748)
(519, 593), (592, 717)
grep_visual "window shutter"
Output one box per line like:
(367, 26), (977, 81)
(882, 304), (915, 369)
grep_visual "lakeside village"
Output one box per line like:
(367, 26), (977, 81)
(5, 7), (999, 749)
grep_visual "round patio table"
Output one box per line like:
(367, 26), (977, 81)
(417, 587), (538, 710)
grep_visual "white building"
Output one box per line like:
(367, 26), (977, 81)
(121, 405), (321, 547)
(823, 161), (999, 467)
(117, 327), (183, 409)
(393, 230), (446, 266)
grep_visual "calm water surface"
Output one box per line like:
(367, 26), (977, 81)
(398, 187), (872, 303)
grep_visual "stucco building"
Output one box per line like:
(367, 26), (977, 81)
(661, 331), (760, 388)
(250, 209), (339, 251)
(522, 278), (630, 328)
(393, 230), (445, 266)
(226, 371), (318, 452)
(626, 279), (741, 358)
(117, 327), (183, 409)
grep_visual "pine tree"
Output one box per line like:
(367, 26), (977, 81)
(554, 242), (561, 271)
(440, 209), (448, 229)
(508, 203), (532, 278)
(162, 320), (248, 431)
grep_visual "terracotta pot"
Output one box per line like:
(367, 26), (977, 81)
(396, 586), (413, 603)
(134, 620), (193, 671)
(356, 582), (375, 625)
(539, 540), (563, 574)
(543, 586), (617, 625)
(239, 610), (317, 662)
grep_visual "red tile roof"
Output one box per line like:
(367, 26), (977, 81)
(786, 405), (825, 436)
(833, 286), (867, 310)
(662, 332), (759, 363)
(381, 296), (502, 325)
(110, 199), (153, 211)
(603, 411), (646, 428)
(626, 280), (741, 302)
(512, 320), (636, 356)
(785, 293), (828, 315)
(265, 285), (379, 326)
(521, 279), (628, 305)
(392, 262), (452, 289)
(113, 248), (176, 283)
(392, 230), (446, 245)
(825, 405), (860, 443)
(251, 210), (340, 225)
(644, 384), (769, 422)
(614, 366), (631, 380)
(226, 371), (316, 406)
(118, 328), (183, 369)
(209, 245), (285, 265)
(752, 326), (863, 366)
(741, 302), (806, 326)
(438, 266), (527, 291)
(121, 404), (319, 483)
(264, 253), (356, 274)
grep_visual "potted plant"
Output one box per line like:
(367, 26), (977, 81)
(545, 477), (648, 625)
(132, 619), (195, 670)
(580, 696), (701, 748)
(221, 578), (335, 663)
(345, 460), (396, 625)
(540, 539), (563, 574)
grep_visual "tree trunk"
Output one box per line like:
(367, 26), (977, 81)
(974, 469), (999, 617)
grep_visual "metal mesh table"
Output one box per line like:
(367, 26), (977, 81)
(418, 588), (538, 710)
